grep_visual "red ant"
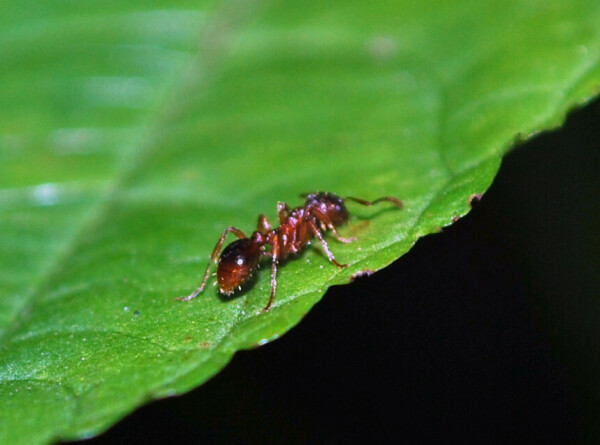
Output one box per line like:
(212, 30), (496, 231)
(179, 192), (402, 311)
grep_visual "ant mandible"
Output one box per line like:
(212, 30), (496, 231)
(179, 192), (402, 311)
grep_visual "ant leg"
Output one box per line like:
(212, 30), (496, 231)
(277, 202), (291, 225)
(312, 209), (356, 243)
(345, 196), (403, 209)
(178, 226), (247, 302)
(263, 234), (280, 312)
(308, 220), (348, 268)
(257, 214), (272, 234)
(327, 223), (357, 243)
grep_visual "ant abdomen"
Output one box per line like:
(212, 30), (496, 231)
(217, 238), (261, 295)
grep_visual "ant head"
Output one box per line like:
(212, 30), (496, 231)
(305, 192), (349, 226)
(217, 238), (261, 295)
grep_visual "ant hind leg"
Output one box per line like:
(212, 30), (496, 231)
(257, 214), (272, 234)
(178, 226), (247, 302)
(263, 235), (280, 312)
(277, 202), (291, 225)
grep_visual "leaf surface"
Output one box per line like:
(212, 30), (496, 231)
(1, 0), (600, 442)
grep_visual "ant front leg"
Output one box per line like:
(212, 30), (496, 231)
(178, 226), (247, 302)
(308, 220), (348, 268)
(312, 211), (356, 244)
(327, 223), (356, 244)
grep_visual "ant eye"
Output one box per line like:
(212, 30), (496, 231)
(327, 201), (349, 225)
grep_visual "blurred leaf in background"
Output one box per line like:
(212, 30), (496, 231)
(1, 0), (599, 443)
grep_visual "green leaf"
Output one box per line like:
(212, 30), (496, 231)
(1, 0), (599, 442)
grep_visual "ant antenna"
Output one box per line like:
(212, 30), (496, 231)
(345, 196), (403, 209)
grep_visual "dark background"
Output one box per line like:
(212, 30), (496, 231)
(87, 98), (600, 444)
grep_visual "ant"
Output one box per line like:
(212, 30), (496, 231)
(179, 192), (402, 311)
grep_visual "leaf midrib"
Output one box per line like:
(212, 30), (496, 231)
(0, 0), (263, 349)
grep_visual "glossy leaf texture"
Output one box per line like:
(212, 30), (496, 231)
(1, 0), (600, 443)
